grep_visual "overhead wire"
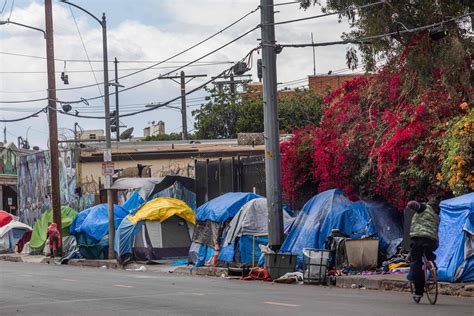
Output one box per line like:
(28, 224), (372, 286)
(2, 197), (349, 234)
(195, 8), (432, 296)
(69, 6), (104, 102)
(7, 0), (13, 20)
(0, 107), (46, 122)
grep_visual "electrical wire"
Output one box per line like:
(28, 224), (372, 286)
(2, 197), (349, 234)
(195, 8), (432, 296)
(0, 0), (8, 15)
(272, 0), (386, 26)
(69, 6), (104, 102)
(58, 26), (260, 104)
(7, 0), (14, 20)
(0, 107), (46, 122)
(278, 12), (474, 48)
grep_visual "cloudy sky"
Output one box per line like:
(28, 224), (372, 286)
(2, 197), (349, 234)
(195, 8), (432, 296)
(0, 0), (359, 148)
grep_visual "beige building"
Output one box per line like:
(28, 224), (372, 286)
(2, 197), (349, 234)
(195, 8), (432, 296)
(143, 121), (165, 138)
(76, 139), (264, 196)
(78, 129), (105, 141)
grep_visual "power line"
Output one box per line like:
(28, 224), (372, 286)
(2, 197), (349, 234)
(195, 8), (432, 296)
(69, 6), (104, 102)
(0, 0), (7, 15)
(278, 12), (474, 49)
(7, 0), (14, 20)
(273, 0), (386, 26)
(0, 107), (45, 123)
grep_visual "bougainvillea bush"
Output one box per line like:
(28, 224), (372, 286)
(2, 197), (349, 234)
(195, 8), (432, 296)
(281, 33), (473, 210)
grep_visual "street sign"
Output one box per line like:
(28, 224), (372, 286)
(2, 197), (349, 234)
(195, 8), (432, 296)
(101, 161), (115, 176)
(7, 198), (12, 206)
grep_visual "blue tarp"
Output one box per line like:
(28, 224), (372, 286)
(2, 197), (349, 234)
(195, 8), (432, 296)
(148, 184), (196, 211)
(114, 216), (145, 263)
(280, 189), (403, 269)
(195, 192), (261, 223)
(122, 191), (145, 214)
(70, 204), (128, 241)
(436, 193), (474, 283)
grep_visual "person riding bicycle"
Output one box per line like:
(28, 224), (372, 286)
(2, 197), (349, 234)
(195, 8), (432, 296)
(406, 199), (440, 302)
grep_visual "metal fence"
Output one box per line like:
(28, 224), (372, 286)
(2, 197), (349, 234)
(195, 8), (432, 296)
(195, 156), (266, 206)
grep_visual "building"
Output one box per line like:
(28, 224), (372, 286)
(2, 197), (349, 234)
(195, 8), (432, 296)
(308, 74), (360, 96)
(78, 129), (105, 141)
(143, 121), (165, 138)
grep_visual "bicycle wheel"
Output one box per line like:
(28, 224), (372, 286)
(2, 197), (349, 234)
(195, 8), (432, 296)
(425, 260), (438, 305)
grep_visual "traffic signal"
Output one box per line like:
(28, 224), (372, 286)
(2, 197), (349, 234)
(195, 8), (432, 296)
(257, 59), (263, 82)
(110, 110), (118, 133)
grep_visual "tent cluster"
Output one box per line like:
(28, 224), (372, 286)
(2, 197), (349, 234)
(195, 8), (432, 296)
(0, 210), (32, 254)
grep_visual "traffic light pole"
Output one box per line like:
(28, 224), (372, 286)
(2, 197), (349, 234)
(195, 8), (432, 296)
(261, 0), (284, 250)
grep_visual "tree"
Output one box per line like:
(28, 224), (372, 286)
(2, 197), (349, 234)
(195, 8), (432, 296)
(192, 86), (324, 138)
(143, 133), (183, 141)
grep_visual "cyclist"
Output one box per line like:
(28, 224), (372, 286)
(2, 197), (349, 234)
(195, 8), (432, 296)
(406, 199), (440, 302)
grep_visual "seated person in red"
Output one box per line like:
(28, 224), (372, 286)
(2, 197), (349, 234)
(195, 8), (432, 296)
(46, 223), (61, 257)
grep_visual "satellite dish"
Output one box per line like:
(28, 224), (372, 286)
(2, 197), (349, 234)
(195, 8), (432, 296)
(119, 127), (134, 140)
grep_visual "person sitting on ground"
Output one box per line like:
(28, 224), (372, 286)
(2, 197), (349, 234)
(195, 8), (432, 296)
(406, 199), (440, 303)
(46, 222), (61, 258)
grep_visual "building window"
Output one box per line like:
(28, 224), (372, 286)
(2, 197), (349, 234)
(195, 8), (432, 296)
(89, 134), (96, 140)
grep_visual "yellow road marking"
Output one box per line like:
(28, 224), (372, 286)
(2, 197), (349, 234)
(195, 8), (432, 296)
(113, 284), (134, 288)
(264, 301), (299, 307)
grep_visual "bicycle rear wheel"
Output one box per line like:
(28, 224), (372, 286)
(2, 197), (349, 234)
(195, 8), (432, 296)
(425, 261), (438, 305)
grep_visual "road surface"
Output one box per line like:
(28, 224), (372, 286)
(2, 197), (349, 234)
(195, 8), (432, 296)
(0, 261), (472, 316)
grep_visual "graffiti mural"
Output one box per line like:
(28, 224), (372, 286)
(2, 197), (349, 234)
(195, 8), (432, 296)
(18, 150), (94, 226)
(0, 147), (17, 175)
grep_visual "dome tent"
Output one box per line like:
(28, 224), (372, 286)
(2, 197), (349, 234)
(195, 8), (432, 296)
(115, 197), (195, 264)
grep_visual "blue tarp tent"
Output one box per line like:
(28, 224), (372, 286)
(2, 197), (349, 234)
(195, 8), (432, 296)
(70, 204), (128, 259)
(280, 189), (402, 269)
(122, 191), (145, 213)
(436, 193), (474, 283)
(195, 192), (261, 222)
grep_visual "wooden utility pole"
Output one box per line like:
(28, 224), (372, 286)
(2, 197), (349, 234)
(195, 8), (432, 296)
(45, 0), (62, 256)
(160, 72), (207, 140)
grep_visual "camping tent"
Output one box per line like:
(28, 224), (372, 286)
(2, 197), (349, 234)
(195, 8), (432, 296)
(436, 193), (474, 283)
(190, 192), (261, 266)
(115, 197), (195, 264)
(220, 198), (294, 265)
(29, 206), (78, 251)
(280, 189), (403, 269)
(0, 213), (32, 254)
(70, 204), (129, 259)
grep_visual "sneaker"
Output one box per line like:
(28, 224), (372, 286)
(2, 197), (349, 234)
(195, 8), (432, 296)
(412, 294), (422, 303)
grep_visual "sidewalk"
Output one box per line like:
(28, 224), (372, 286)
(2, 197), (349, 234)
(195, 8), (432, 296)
(2, 253), (472, 297)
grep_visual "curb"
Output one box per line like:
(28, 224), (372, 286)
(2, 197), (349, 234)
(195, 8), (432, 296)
(335, 275), (474, 298)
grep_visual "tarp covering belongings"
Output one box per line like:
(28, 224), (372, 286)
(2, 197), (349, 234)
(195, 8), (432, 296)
(121, 191), (145, 213)
(29, 206), (78, 250)
(436, 193), (474, 283)
(69, 204), (128, 259)
(220, 198), (294, 265)
(0, 217), (32, 254)
(195, 192), (261, 223)
(280, 189), (403, 269)
(115, 197), (195, 264)
(190, 192), (261, 266)
(112, 177), (163, 200)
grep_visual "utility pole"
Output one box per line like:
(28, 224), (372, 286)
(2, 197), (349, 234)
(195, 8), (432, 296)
(311, 32), (316, 76)
(261, 0), (284, 250)
(45, 0), (62, 256)
(101, 13), (115, 260)
(160, 72), (207, 140)
(114, 57), (120, 141)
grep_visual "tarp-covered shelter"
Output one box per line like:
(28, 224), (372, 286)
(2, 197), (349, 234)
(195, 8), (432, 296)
(280, 189), (402, 269)
(121, 191), (145, 213)
(115, 197), (195, 264)
(190, 192), (261, 266)
(113, 176), (196, 211)
(219, 198), (293, 265)
(436, 193), (474, 283)
(70, 204), (128, 259)
(0, 212), (32, 254)
(29, 206), (77, 251)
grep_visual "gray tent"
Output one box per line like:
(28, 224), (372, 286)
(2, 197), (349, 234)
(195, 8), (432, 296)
(223, 198), (293, 247)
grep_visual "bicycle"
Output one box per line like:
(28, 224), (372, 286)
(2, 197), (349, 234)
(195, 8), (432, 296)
(409, 255), (438, 305)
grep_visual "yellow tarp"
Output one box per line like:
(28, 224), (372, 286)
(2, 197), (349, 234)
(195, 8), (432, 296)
(127, 197), (195, 225)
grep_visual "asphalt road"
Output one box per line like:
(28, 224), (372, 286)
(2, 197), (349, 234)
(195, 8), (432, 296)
(0, 261), (472, 316)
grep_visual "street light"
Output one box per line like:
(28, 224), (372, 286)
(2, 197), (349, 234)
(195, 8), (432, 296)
(60, 0), (116, 259)
(0, 9), (63, 256)
(0, 19), (46, 38)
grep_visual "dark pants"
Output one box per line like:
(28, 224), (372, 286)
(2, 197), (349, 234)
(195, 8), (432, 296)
(410, 237), (438, 295)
